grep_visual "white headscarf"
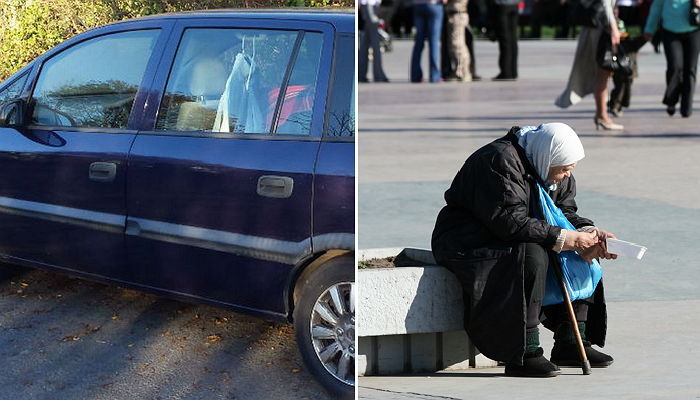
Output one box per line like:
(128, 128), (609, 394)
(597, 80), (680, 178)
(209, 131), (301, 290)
(515, 123), (585, 190)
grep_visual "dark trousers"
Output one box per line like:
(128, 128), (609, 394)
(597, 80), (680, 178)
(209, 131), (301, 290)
(411, 3), (444, 82)
(661, 28), (700, 117)
(493, 3), (519, 79)
(523, 243), (589, 330)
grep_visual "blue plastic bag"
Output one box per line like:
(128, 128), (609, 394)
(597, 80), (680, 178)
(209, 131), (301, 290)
(537, 184), (603, 306)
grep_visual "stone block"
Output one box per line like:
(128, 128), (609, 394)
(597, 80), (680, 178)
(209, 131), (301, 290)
(410, 333), (439, 372)
(358, 266), (464, 336)
(441, 330), (471, 371)
(358, 336), (374, 376)
(377, 335), (406, 375)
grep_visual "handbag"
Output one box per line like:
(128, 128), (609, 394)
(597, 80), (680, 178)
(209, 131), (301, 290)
(691, 5), (700, 26)
(596, 32), (634, 76)
(535, 184), (603, 306)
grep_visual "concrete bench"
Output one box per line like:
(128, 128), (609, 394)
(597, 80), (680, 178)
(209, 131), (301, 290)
(357, 248), (497, 376)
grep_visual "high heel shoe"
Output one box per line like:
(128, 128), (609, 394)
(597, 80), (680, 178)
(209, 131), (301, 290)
(594, 117), (624, 131)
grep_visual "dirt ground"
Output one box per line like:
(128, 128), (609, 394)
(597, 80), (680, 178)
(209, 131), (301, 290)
(358, 257), (395, 269)
(0, 263), (332, 400)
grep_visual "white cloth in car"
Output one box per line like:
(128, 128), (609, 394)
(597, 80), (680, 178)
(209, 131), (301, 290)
(213, 52), (264, 133)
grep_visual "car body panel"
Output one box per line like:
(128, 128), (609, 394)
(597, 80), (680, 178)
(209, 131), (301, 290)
(0, 11), (354, 321)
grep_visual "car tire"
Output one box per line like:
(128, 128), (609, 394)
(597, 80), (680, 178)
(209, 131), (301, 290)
(294, 255), (354, 399)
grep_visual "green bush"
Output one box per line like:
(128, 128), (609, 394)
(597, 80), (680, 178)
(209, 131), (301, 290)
(0, 0), (354, 81)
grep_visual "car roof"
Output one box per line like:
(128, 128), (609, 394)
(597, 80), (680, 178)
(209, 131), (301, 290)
(119, 9), (355, 34)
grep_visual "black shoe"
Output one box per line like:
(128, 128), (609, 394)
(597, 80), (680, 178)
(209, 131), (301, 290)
(375, 78), (390, 83)
(550, 341), (614, 368)
(667, 105), (676, 116)
(359, 78), (369, 83)
(492, 74), (516, 81)
(609, 105), (623, 117)
(504, 348), (560, 377)
(472, 75), (482, 81)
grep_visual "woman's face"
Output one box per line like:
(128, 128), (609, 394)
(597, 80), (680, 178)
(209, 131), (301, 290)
(547, 163), (576, 185)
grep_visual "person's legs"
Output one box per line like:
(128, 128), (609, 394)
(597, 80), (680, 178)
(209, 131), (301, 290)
(426, 4), (444, 82)
(505, 243), (560, 377)
(368, 5), (389, 82)
(358, 5), (371, 82)
(495, 4), (509, 78)
(523, 243), (547, 331)
(508, 5), (519, 79)
(494, 4), (518, 79)
(608, 71), (625, 114)
(545, 299), (614, 367)
(594, 67), (622, 128)
(411, 5), (428, 82)
(680, 29), (700, 117)
(465, 24), (479, 78)
(661, 29), (684, 111)
(446, 10), (471, 81)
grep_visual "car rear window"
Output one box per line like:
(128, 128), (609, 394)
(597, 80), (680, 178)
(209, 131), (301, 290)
(326, 34), (355, 137)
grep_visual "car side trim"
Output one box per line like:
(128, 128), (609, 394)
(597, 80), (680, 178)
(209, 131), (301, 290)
(0, 195), (352, 265)
(0, 196), (125, 234)
(127, 216), (313, 265)
(311, 232), (354, 252)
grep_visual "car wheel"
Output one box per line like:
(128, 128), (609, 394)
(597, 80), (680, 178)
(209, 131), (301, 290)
(294, 255), (354, 399)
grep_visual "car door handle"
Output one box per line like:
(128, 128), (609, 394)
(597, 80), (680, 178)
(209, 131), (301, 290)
(257, 175), (294, 199)
(89, 162), (117, 183)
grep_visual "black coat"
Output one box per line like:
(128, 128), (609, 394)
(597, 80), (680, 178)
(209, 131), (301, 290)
(431, 127), (607, 364)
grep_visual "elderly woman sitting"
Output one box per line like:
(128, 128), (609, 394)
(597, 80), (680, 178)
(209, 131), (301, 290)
(432, 123), (616, 377)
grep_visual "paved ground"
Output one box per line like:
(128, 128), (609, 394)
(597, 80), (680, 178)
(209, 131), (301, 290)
(359, 39), (700, 399)
(0, 264), (330, 400)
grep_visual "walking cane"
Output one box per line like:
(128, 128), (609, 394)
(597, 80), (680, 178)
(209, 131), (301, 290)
(552, 261), (592, 375)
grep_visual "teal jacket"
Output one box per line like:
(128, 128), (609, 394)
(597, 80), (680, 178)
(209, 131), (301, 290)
(644, 0), (699, 34)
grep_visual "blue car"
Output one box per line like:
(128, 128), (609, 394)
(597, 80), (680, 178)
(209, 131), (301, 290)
(0, 10), (355, 398)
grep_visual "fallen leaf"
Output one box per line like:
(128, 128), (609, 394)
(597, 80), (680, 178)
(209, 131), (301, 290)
(111, 315), (118, 320)
(291, 368), (301, 373)
(19, 282), (29, 288)
(207, 334), (222, 343)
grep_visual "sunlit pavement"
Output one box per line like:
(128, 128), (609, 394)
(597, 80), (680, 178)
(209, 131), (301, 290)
(359, 39), (700, 399)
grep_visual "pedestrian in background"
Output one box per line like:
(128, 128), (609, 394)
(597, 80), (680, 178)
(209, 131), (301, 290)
(411, 0), (446, 82)
(644, 0), (700, 117)
(443, 0), (472, 81)
(608, 14), (647, 116)
(490, 0), (519, 80)
(360, 0), (391, 83)
(555, 0), (623, 130)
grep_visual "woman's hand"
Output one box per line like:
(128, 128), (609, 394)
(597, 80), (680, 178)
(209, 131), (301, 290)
(610, 23), (621, 47)
(592, 228), (618, 260)
(562, 230), (599, 253)
(574, 228), (618, 262)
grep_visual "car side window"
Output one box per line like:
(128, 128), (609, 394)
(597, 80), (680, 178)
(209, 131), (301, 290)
(0, 74), (28, 104)
(326, 35), (355, 137)
(156, 28), (318, 135)
(31, 30), (159, 129)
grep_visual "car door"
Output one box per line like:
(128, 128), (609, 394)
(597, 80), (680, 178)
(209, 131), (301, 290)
(125, 18), (334, 317)
(0, 21), (172, 279)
